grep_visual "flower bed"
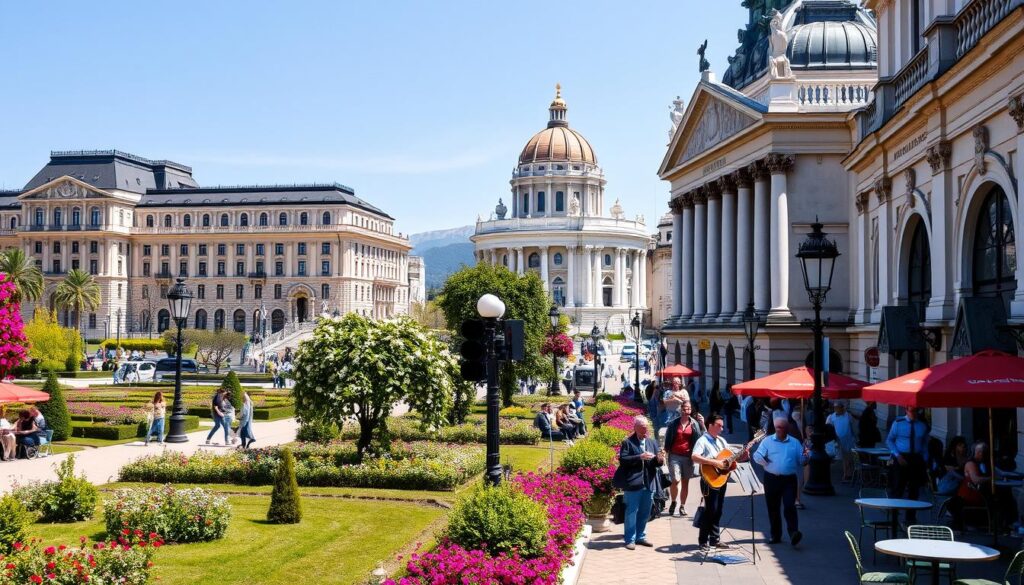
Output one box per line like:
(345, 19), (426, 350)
(119, 442), (485, 491)
(0, 536), (160, 585)
(338, 416), (540, 445)
(388, 472), (590, 585)
(591, 397), (645, 433)
(104, 485), (231, 543)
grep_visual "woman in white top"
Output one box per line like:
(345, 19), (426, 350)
(826, 401), (856, 482)
(144, 391), (167, 446)
(0, 405), (16, 460)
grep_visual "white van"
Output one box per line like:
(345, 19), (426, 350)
(620, 342), (637, 362)
(116, 360), (156, 383)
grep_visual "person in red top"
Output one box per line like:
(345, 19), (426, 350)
(663, 401), (706, 517)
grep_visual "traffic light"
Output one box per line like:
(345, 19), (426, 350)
(502, 320), (525, 361)
(459, 319), (487, 382)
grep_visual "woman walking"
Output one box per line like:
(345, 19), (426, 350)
(205, 388), (229, 445)
(237, 392), (256, 449)
(144, 391), (167, 445)
(221, 391), (238, 445)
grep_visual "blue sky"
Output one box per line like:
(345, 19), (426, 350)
(0, 1), (746, 235)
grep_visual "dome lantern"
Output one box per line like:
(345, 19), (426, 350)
(548, 83), (568, 128)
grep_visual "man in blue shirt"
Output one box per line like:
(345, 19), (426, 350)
(885, 406), (930, 522)
(753, 415), (808, 546)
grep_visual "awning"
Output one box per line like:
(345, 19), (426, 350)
(861, 350), (1024, 408)
(949, 297), (1017, 358)
(0, 382), (50, 404)
(656, 364), (700, 378)
(731, 366), (867, 400)
(877, 305), (926, 356)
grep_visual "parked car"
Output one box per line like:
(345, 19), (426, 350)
(620, 342), (637, 362)
(116, 361), (156, 383)
(152, 358), (200, 382)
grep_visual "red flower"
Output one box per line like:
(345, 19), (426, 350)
(57, 545), (66, 551)
(46, 562), (55, 570)
(30, 576), (42, 584)
(5, 563), (14, 570)
(44, 547), (56, 556)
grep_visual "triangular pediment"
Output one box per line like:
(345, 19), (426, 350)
(18, 176), (122, 202)
(659, 81), (765, 177)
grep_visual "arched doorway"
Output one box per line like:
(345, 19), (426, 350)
(725, 344), (736, 390)
(698, 349), (707, 403)
(296, 297), (309, 322)
(674, 341), (681, 365)
(602, 277), (613, 307)
(214, 309), (225, 331)
(904, 218), (932, 372)
(195, 309), (207, 330)
(233, 309), (246, 333)
(804, 349), (844, 374)
(710, 344), (720, 394)
(271, 309), (285, 333)
(157, 309), (170, 333)
(552, 277), (565, 307)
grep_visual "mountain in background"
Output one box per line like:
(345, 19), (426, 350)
(410, 225), (476, 292)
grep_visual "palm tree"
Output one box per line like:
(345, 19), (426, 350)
(0, 248), (43, 303)
(53, 269), (101, 336)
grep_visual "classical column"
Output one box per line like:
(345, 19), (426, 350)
(682, 194), (695, 319)
(693, 187), (708, 321)
(719, 175), (737, 321)
(1013, 99), (1024, 318)
(592, 246), (604, 307)
(566, 245), (576, 308)
(733, 168), (754, 319)
(766, 153), (794, 321)
(515, 247), (525, 276)
(633, 250), (643, 308)
(875, 177), (892, 316)
(752, 161), (771, 315)
(540, 246), (550, 293)
(98, 242), (106, 275)
(921, 142), (954, 320)
(612, 247), (623, 307)
(189, 244), (197, 277)
(169, 243), (178, 276)
(854, 193), (871, 323)
(669, 199), (684, 322)
(619, 249), (629, 307)
(582, 246), (593, 307)
(284, 243), (292, 277)
(705, 182), (722, 321)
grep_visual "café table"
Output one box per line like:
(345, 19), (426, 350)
(875, 539), (999, 585)
(853, 447), (892, 457)
(855, 498), (933, 539)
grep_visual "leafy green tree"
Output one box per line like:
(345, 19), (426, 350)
(0, 248), (43, 303)
(53, 269), (101, 338)
(160, 329), (199, 357)
(436, 263), (551, 407)
(23, 310), (77, 372)
(220, 371), (244, 412)
(38, 371), (71, 441)
(267, 448), (301, 524)
(291, 314), (458, 461)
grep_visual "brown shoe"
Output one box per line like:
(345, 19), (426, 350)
(625, 543), (636, 550)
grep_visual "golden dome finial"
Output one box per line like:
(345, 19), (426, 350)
(555, 83), (561, 98)
(549, 83), (567, 111)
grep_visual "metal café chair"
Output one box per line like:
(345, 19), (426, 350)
(906, 525), (957, 584)
(859, 487), (893, 563)
(845, 531), (910, 584)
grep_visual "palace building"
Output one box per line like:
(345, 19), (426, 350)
(472, 86), (653, 333)
(0, 150), (418, 340)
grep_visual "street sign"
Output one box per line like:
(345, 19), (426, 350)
(698, 339), (711, 351)
(865, 346), (881, 368)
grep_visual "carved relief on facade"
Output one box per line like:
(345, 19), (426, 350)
(874, 176), (892, 203)
(1009, 95), (1024, 132)
(855, 192), (871, 214)
(692, 186), (709, 206)
(679, 97), (757, 163)
(926, 140), (951, 174)
(973, 125), (990, 175)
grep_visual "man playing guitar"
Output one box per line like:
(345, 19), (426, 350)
(691, 414), (750, 552)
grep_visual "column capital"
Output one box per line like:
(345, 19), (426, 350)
(539, 245), (549, 252)
(717, 174), (737, 194)
(567, 244), (577, 252)
(1010, 94), (1024, 132)
(732, 167), (753, 188)
(584, 244), (594, 251)
(765, 153), (794, 174)
(705, 181), (722, 200)
(681, 192), (695, 207)
(855, 192), (871, 214)
(750, 159), (770, 181)
(926, 140), (952, 174)
(669, 197), (686, 214)
(874, 176), (892, 203)
(693, 187), (708, 206)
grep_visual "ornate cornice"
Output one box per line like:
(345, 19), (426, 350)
(717, 174), (737, 194)
(765, 153), (794, 174)
(732, 167), (753, 188)
(692, 187), (708, 206)
(874, 176), (892, 203)
(1010, 95), (1024, 132)
(926, 140), (952, 174)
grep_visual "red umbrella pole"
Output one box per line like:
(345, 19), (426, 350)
(990, 408), (995, 496)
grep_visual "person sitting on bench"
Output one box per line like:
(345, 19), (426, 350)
(534, 403), (564, 440)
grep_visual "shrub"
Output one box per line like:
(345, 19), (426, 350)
(267, 448), (302, 524)
(339, 417), (540, 445)
(220, 370), (243, 413)
(592, 400), (623, 418)
(0, 495), (34, 553)
(586, 425), (628, 448)
(11, 456), (98, 522)
(295, 419), (340, 443)
(445, 483), (549, 558)
(0, 536), (160, 584)
(103, 485), (231, 543)
(37, 371), (71, 441)
(498, 406), (534, 419)
(100, 338), (164, 352)
(595, 393), (616, 402)
(559, 440), (615, 476)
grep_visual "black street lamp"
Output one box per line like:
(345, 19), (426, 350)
(477, 293), (506, 486)
(590, 323), (602, 396)
(165, 278), (193, 443)
(797, 221), (840, 496)
(741, 302), (761, 380)
(548, 305), (560, 396)
(631, 311), (643, 403)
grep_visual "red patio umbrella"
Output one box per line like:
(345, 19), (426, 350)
(655, 364), (700, 378)
(862, 350), (1024, 493)
(730, 366), (867, 400)
(0, 382), (50, 404)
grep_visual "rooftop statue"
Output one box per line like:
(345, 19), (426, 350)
(495, 198), (507, 220)
(668, 96), (685, 141)
(698, 40), (710, 73)
(767, 10), (793, 79)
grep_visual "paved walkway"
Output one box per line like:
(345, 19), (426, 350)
(0, 418), (298, 493)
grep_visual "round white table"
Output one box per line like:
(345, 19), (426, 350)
(853, 447), (892, 457)
(855, 498), (933, 538)
(875, 539), (999, 585)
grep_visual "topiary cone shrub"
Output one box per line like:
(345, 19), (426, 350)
(267, 447), (301, 524)
(221, 370), (243, 413)
(38, 370), (71, 441)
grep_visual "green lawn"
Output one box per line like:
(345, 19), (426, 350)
(500, 443), (568, 475)
(28, 493), (443, 585)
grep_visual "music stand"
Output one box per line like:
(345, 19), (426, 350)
(704, 461), (762, 565)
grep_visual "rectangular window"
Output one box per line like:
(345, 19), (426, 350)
(180, 244), (188, 256)
(53, 242), (61, 253)
(298, 261), (306, 276)
(198, 262), (207, 276)
(89, 259), (97, 274)
(118, 259), (122, 275)
(321, 260), (330, 276)
(72, 241), (80, 254)
(236, 244), (244, 256)
(275, 261), (284, 276)
(216, 284), (224, 300)
(143, 262), (151, 277)
(71, 259), (80, 270)
(254, 285), (262, 300)
(256, 244), (265, 256)
(196, 284), (205, 299)
(217, 244), (226, 256)
(34, 242), (42, 254)
(198, 244), (208, 256)
(161, 261), (169, 275)
(235, 284), (243, 299)
(117, 283), (122, 299)
(321, 284), (330, 299)
(90, 241), (98, 253)
(556, 191), (565, 212)
(159, 285), (168, 300)
(537, 191), (545, 212)
(236, 261), (245, 276)
(161, 244), (169, 256)
(217, 261), (225, 276)
(274, 284), (282, 299)
(88, 314), (96, 329)
(256, 260), (264, 274)
(275, 243), (284, 255)
(298, 243), (307, 255)
(321, 242), (330, 255)
(179, 261), (187, 276)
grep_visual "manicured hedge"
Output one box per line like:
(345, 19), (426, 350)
(182, 373), (273, 383)
(100, 339), (164, 351)
(69, 416), (200, 440)
(187, 405), (294, 421)
(340, 416), (539, 445)
(15, 370), (114, 380)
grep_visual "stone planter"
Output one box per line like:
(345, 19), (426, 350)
(586, 513), (612, 533)
(584, 494), (614, 533)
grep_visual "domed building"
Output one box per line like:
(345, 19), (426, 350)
(472, 86), (652, 333)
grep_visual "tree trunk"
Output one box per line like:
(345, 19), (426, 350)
(499, 364), (515, 408)
(356, 417), (374, 463)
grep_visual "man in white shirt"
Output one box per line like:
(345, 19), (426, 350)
(753, 415), (808, 546)
(691, 414), (749, 552)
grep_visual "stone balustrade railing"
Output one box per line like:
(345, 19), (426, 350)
(475, 215), (646, 235)
(795, 82), (873, 108)
(893, 49), (930, 112)
(957, 0), (1023, 58)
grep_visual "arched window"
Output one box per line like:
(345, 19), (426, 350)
(90, 207), (101, 226)
(972, 186), (1017, 311)
(552, 276), (566, 307)
(907, 220), (931, 322)
(202, 214), (211, 227)
(163, 214), (172, 228)
(300, 212), (308, 226)
(626, 254), (632, 269)
(53, 208), (62, 226)
(9, 217), (15, 230)
(686, 342), (693, 368)
(233, 309), (246, 332)
(528, 253), (540, 268)
(240, 213), (249, 227)
(194, 309), (208, 330)
(502, 254), (508, 267)
(71, 207), (81, 226)
(279, 212), (288, 226)
(259, 213), (268, 226)
(183, 214), (192, 227)
(322, 211), (331, 225)
(220, 214), (229, 227)
(271, 309), (285, 333)
(35, 209), (43, 226)
(553, 253), (563, 266)
(214, 309), (225, 331)
(602, 276), (613, 307)
(604, 253), (612, 266)
(157, 309), (171, 333)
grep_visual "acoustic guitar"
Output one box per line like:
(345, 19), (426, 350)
(699, 429), (767, 489)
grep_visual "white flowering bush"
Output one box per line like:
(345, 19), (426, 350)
(291, 314), (459, 461)
(103, 485), (231, 543)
